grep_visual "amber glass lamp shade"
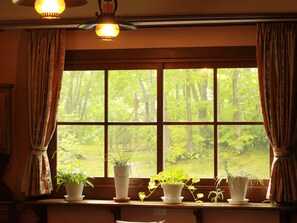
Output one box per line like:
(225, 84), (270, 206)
(95, 23), (120, 41)
(34, 0), (66, 19)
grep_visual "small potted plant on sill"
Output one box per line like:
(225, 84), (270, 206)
(217, 161), (263, 205)
(138, 168), (204, 204)
(108, 151), (133, 202)
(208, 186), (224, 203)
(56, 164), (94, 201)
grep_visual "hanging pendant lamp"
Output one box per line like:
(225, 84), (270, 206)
(12, 0), (88, 19)
(34, 0), (65, 19)
(95, 0), (120, 40)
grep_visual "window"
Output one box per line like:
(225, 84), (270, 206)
(50, 47), (270, 201)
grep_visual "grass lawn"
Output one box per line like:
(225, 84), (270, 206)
(59, 145), (270, 179)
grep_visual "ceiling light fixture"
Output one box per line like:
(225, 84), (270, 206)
(95, 0), (119, 40)
(12, 0), (88, 19)
(78, 0), (136, 40)
(34, 0), (65, 19)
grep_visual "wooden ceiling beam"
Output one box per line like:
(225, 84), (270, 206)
(12, 0), (88, 7)
(1, 13), (297, 30)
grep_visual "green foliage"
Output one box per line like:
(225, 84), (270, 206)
(150, 168), (191, 184)
(165, 146), (187, 164)
(165, 125), (214, 166)
(164, 68), (214, 122)
(59, 70), (104, 123)
(217, 161), (264, 186)
(208, 188), (224, 203)
(56, 137), (81, 168)
(225, 163), (262, 183)
(55, 146), (94, 191)
(217, 68), (268, 156)
(56, 162), (94, 191)
(262, 199), (278, 205)
(107, 150), (133, 166)
(108, 70), (157, 122)
(138, 168), (204, 203)
(57, 68), (269, 179)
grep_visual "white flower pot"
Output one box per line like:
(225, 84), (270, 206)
(227, 176), (249, 203)
(114, 165), (130, 201)
(65, 182), (84, 201)
(161, 183), (184, 203)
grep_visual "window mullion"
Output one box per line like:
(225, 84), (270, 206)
(214, 67), (218, 178)
(156, 65), (164, 173)
(104, 69), (108, 178)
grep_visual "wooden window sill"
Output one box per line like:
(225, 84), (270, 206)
(23, 199), (295, 223)
(23, 198), (291, 209)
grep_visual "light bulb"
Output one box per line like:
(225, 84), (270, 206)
(95, 23), (120, 40)
(34, 0), (66, 19)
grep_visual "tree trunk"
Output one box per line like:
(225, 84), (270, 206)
(149, 71), (156, 122)
(138, 77), (150, 121)
(79, 80), (91, 121)
(197, 72), (210, 147)
(185, 74), (193, 152)
(197, 77), (208, 121)
(233, 70), (241, 138)
(65, 72), (74, 115)
(164, 93), (172, 150)
(134, 92), (139, 121)
(64, 71), (84, 119)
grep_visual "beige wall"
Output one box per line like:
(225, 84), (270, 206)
(3, 25), (291, 223)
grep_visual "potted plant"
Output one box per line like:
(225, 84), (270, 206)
(138, 168), (203, 203)
(208, 187), (224, 203)
(108, 151), (133, 202)
(56, 166), (93, 201)
(218, 162), (263, 204)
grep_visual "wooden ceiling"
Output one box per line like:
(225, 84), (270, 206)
(1, 0), (297, 30)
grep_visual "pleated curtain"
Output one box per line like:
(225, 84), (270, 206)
(22, 29), (66, 196)
(256, 22), (297, 203)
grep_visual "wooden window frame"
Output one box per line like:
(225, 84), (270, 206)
(48, 46), (270, 202)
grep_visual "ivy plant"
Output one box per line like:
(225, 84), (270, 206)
(138, 168), (204, 203)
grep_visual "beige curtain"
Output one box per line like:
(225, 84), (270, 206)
(256, 22), (297, 203)
(22, 29), (66, 196)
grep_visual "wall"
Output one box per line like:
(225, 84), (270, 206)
(65, 26), (256, 50)
(0, 30), (29, 200)
(2, 25), (295, 223)
(1, 25), (257, 199)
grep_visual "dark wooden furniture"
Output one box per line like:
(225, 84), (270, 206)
(0, 84), (13, 201)
(24, 199), (295, 223)
(0, 201), (17, 223)
(0, 84), (13, 154)
(0, 85), (14, 223)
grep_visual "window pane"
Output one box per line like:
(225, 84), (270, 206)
(164, 69), (214, 122)
(218, 68), (262, 122)
(218, 125), (270, 178)
(57, 125), (104, 177)
(58, 70), (104, 122)
(108, 126), (157, 177)
(164, 125), (214, 178)
(108, 70), (157, 122)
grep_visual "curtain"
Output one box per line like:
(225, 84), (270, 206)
(22, 29), (66, 196)
(256, 22), (297, 203)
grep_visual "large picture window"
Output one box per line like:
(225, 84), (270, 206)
(50, 47), (270, 201)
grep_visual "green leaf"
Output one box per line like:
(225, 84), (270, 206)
(138, 192), (146, 201)
(192, 178), (200, 183)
